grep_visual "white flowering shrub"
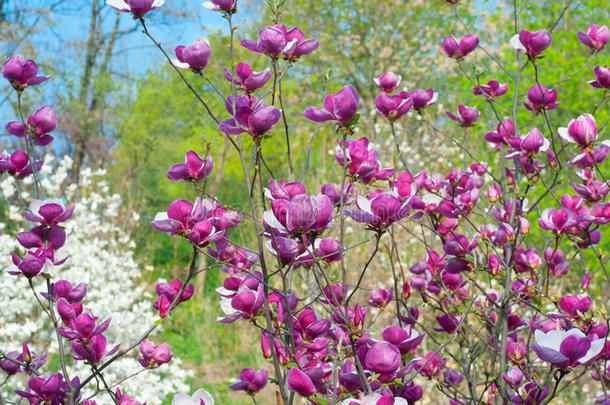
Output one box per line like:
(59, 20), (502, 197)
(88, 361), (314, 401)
(0, 156), (192, 403)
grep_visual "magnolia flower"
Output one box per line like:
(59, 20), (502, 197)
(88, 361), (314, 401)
(510, 29), (552, 57)
(72, 334), (119, 363)
(218, 95), (281, 137)
(241, 24), (318, 59)
(224, 62), (271, 92)
(441, 34), (479, 59)
(263, 193), (333, 236)
(202, 0), (236, 13)
(303, 85), (360, 126)
(589, 65), (610, 89)
(287, 367), (316, 397)
(150, 198), (205, 235)
(138, 339), (172, 368)
(167, 151), (213, 182)
(171, 388), (214, 405)
(382, 325), (425, 353)
(6, 106), (57, 146)
(578, 24), (609, 52)
(473, 80), (508, 98)
(106, 0), (165, 17)
(229, 368), (268, 393)
(2, 55), (50, 90)
(344, 192), (411, 229)
(538, 208), (577, 234)
(409, 88), (437, 110)
(558, 114), (597, 147)
(506, 128), (550, 158)
(523, 84), (558, 112)
(335, 137), (394, 183)
(23, 199), (74, 227)
(532, 328), (604, 368)
(445, 104), (480, 127)
(558, 294), (592, 317)
(484, 118), (515, 149)
(0, 150), (43, 178)
(174, 39), (211, 71)
(375, 93), (412, 121)
(375, 72), (401, 93)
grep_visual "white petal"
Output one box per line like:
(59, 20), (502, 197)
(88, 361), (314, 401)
(557, 127), (574, 143)
(106, 0), (130, 10)
(510, 34), (526, 52)
(202, 1), (218, 10)
(171, 59), (191, 70)
(153, 0), (165, 7)
(356, 195), (373, 215)
(263, 210), (286, 232)
(193, 388), (215, 405)
(578, 338), (605, 364)
(153, 212), (169, 221)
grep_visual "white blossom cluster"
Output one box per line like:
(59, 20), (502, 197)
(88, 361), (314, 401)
(0, 157), (192, 403)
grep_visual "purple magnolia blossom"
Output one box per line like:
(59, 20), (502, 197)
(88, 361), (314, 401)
(58, 312), (111, 341)
(2, 55), (50, 90)
(558, 114), (597, 147)
(218, 284), (265, 323)
(219, 95), (281, 137)
(368, 288), (393, 308)
(409, 88), (437, 110)
(484, 118), (515, 149)
(15, 373), (77, 404)
(532, 328), (604, 368)
(506, 128), (551, 159)
(441, 34), (479, 59)
(154, 278), (195, 318)
(241, 24), (318, 60)
(116, 388), (146, 405)
(364, 341), (401, 381)
(473, 80), (508, 98)
(72, 335), (119, 363)
(335, 137), (395, 183)
(589, 65), (610, 89)
(6, 106), (57, 146)
(523, 84), (558, 112)
(151, 198), (205, 235)
(23, 199), (74, 227)
(167, 151), (213, 182)
(138, 339), (172, 368)
(382, 325), (424, 354)
(344, 192), (411, 229)
(445, 104), (480, 127)
(578, 24), (609, 52)
(264, 193), (333, 236)
(375, 93), (412, 121)
(267, 178), (306, 200)
(224, 62), (271, 92)
(510, 29), (552, 57)
(9, 246), (68, 278)
(229, 368), (269, 393)
(375, 72), (401, 93)
(569, 141), (610, 168)
(17, 226), (66, 251)
(558, 294), (592, 317)
(202, 0), (236, 13)
(503, 367), (523, 388)
(321, 183), (354, 206)
(0, 150), (43, 178)
(538, 208), (577, 234)
(303, 85), (360, 126)
(287, 367), (316, 397)
(106, 0), (165, 17)
(315, 237), (342, 262)
(174, 39), (211, 71)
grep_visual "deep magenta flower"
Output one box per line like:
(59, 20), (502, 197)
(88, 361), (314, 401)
(558, 294), (592, 317)
(375, 93), (412, 121)
(264, 193), (333, 236)
(23, 199), (74, 227)
(6, 106), (57, 146)
(58, 312), (111, 341)
(503, 367), (523, 387)
(154, 278), (195, 318)
(321, 183), (354, 206)
(409, 88), (437, 110)
(15, 373), (74, 404)
(2, 55), (50, 90)
(287, 367), (316, 397)
(382, 325), (424, 354)
(538, 208), (577, 234)
(72, 334), (119, 363)
(364, 342), (401, 381)
(532, 328), (604, 368)
(202, 0), (236, 13)
(484, 118), (515, 149)
(523, 84), (558, 112)
(558, 114), (597, 147)
(268, 179), (306, 200)
(589, 65), (610, 89)
(17, 226), (66, 251)
(174, 39), (211, 71)
(224, 62), (271, 92)
(335, 137), (395, 183)
(445, 104), (480, 127)
(368, 288), (393, 308)
(473, 80), (508, 98)
(106, 0), (165, 17)
(138, 339), (172, 368)
(116, 388), (146, 405)
(374, 72), (401, 93)
(506, 128), (550, 158)
(0, 150), (43, 178)
(167, 151), (213, 182)
(229, 368), (269, 393)
(510, 29), (552, 57)
(241, 24), (318, 60)
(303, 85), (360, 126)
(150, 198), (205, 235)
(315, 237), (342, 263)
(441, 34), (479, 59)
(219, 95), (281, 137)
(578, 24), (609, 52)
(344, 192), (411, 229)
